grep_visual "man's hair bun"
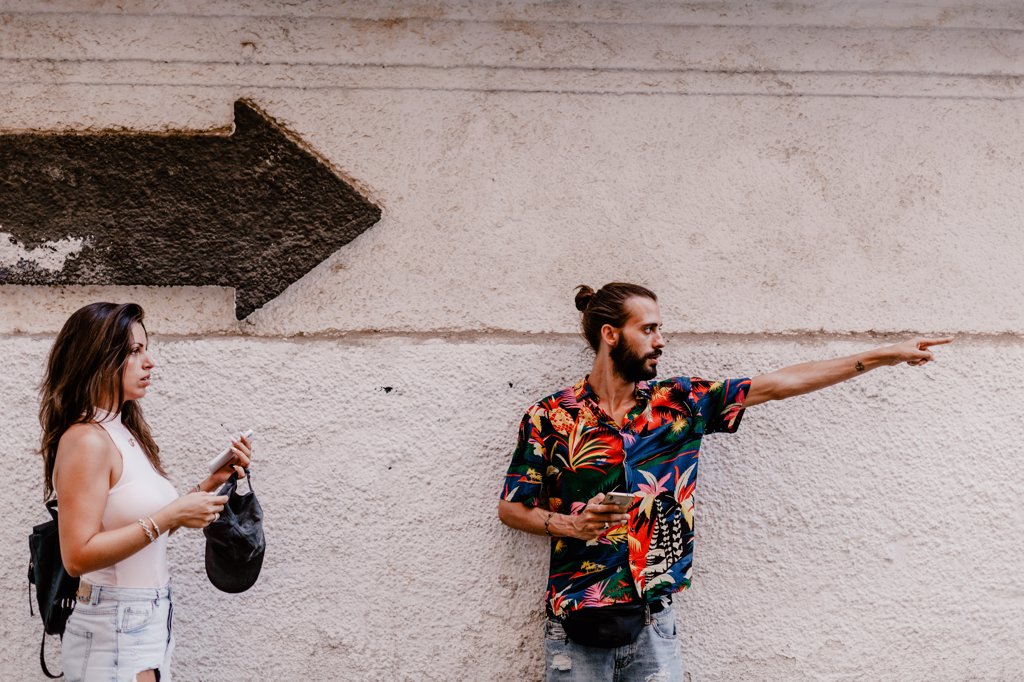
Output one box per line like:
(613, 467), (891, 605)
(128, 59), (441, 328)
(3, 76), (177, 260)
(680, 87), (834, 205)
(574, 285), (595, 312)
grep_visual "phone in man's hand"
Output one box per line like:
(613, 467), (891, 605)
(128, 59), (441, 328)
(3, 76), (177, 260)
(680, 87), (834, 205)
(602, 491), (638, 508)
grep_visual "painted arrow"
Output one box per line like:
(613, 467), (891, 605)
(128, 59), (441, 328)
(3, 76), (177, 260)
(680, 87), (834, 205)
(0, 100), (381, 318)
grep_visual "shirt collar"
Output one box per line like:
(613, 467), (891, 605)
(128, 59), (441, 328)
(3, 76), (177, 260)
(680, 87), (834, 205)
(575, 376), (651, 404)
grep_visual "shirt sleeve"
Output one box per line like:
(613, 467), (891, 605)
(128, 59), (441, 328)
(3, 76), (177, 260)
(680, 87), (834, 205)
(500, 409), (547, 507)
(696, 377), (751, 434)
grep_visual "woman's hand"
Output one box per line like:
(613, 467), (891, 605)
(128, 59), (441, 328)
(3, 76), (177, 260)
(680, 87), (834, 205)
(201, 433), (254, 492)
(167, 491), (229, 530)
(569, 493), (630, 541)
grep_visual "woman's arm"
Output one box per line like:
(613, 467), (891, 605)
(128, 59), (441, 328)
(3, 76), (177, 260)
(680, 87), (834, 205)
(54, 424), (228, 577)
(190, 433), (254, 493)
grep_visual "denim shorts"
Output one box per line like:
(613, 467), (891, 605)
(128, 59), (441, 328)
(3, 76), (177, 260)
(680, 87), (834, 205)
(62, 583), (174, 682)
(543, 603), (684, 681)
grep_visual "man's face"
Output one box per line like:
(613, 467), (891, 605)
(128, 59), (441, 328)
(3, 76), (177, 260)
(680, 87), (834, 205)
(609, 296), (665, 382)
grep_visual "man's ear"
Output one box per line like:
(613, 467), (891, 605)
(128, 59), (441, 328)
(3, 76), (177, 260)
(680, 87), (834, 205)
(600, 323), (620, 350)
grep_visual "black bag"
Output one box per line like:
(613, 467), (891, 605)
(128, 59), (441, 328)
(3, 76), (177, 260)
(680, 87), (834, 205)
(28, 499), (80, 678)
(560, 603), (649, 648)
(204, 470), (266, 593)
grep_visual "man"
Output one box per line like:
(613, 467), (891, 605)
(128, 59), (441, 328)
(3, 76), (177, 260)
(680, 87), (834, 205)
(498, 282), (950, 681)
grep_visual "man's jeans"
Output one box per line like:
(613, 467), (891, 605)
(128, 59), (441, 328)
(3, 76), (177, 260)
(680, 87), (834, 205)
(543, 604), (684, 681)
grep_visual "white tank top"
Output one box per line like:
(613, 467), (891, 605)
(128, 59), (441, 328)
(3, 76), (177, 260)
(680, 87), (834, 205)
(80, 409), (178, 588)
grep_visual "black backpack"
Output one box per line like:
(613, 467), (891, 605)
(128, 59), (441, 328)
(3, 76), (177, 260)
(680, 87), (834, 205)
(28, 499), (80, 678)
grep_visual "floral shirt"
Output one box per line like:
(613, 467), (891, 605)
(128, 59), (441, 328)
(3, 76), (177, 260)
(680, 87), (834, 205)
(501, 375), (750, 616)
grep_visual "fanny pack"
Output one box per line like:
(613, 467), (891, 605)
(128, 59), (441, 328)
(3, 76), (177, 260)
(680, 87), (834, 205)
(560, 601), (663, 648)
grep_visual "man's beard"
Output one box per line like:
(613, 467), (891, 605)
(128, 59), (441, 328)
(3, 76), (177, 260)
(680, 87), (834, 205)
(610, 338), (661, 382)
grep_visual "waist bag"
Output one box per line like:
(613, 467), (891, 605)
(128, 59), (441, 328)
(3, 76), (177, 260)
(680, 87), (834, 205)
(561, 603), (651, 648)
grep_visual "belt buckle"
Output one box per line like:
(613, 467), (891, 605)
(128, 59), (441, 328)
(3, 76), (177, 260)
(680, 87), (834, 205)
(76, 582), (93, 603)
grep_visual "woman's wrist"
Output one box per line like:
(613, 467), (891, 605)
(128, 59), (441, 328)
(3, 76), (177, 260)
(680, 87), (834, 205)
(191, 475), (215, 494)
(150, 507), (176, 535)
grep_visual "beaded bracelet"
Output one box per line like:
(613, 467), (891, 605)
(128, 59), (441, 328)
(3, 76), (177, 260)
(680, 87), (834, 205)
(138, 518), (156, 543)
(544, 512), (555, 537)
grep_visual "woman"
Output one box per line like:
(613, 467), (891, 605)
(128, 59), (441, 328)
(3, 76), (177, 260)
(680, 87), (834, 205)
(40, 302), (252, 681)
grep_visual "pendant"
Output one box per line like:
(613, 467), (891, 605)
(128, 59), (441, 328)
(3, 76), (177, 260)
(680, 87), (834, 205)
(129, 437), (137, 447)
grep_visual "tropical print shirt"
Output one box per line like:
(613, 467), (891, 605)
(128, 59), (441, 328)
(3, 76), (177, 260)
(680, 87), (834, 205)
(502, 375), (750, 616)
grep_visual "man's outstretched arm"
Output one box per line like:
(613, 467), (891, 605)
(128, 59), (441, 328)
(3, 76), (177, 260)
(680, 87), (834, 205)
(745, 337), (952, 408)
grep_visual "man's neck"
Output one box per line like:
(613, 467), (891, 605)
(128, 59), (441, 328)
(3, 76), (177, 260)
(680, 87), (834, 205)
(588, 354), (637, 424)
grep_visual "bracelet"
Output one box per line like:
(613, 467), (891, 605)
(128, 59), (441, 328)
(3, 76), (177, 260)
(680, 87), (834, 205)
(544, 512), (554, 537)
(138, 518), (156, 543)
(147, 515), (161, 537)
(190, 484), (201, 494)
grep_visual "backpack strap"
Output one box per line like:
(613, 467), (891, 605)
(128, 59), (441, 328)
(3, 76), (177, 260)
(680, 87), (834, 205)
(39, 630), (63, 678)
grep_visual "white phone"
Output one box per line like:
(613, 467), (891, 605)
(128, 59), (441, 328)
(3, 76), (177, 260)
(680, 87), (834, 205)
(603, 491), (638, 508)
(207, 429), (254, 474)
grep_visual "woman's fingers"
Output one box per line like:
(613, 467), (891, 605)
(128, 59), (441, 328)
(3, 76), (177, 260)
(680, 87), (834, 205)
(229, 444), (251, 468)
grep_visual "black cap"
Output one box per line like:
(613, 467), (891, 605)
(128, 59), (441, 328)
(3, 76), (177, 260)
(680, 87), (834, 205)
(203, 472), (265, 593)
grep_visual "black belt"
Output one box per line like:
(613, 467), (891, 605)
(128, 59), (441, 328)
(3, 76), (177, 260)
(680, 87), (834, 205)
(648, 599), (668, 614)
(546, 597), (670, 620)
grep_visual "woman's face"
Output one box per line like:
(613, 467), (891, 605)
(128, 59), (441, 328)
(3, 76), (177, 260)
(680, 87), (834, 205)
(121, 322), (155, 402)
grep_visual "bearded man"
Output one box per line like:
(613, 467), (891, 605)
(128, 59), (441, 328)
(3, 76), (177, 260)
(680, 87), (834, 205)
(498, 282), (950, 681)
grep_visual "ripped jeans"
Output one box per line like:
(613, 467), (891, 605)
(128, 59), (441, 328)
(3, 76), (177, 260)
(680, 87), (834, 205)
(544, 603), (684, 682)
(62, 584), (174, 682)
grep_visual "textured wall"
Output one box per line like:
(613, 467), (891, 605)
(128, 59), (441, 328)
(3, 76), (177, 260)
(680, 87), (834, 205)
(1, 2), (1022, 680)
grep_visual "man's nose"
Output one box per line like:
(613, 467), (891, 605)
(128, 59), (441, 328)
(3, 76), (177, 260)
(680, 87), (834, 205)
(653, 331), (666, 348)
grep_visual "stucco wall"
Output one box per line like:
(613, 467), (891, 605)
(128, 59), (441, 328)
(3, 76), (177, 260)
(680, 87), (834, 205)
(2, 2), (1022, 680)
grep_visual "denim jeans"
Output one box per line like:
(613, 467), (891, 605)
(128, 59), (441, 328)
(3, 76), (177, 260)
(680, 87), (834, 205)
(62, 584), (174, 682)
(544, 603), (684, 681)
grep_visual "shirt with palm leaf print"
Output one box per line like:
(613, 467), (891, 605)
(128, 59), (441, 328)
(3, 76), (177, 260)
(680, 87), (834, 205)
(501, 375), (750, 617)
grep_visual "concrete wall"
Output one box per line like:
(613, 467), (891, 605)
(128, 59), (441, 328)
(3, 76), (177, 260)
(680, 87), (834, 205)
(2, 2), (1022, 680)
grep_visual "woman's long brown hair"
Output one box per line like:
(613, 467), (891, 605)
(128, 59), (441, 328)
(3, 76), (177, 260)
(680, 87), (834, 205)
(39, 302), (166, 500)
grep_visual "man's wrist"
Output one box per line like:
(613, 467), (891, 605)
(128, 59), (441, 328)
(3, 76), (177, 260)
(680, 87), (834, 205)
(875, 345), (904, 368)
(855, 347), (889, 372)
(545, 512), (578, 539)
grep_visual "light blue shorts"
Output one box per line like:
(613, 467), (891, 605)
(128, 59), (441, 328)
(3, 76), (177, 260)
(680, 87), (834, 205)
(62, 583), (174, 682)
(543, 603), (684, 681)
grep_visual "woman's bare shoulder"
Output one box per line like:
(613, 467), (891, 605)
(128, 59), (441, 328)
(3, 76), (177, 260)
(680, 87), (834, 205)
(59, 422), (111, 448)
(57, 423), (115, 465)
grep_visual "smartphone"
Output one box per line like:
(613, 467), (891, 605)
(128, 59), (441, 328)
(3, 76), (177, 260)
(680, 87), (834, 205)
(603, 491), (638, 508)
(207, 429), (254, 474)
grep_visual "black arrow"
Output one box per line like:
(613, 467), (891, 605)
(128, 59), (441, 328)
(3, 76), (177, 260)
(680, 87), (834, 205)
(0, 100), (381, 318)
